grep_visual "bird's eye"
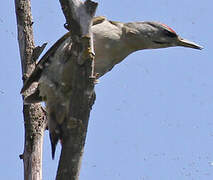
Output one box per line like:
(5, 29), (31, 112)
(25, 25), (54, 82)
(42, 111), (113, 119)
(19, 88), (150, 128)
(162, 29), (177, 38)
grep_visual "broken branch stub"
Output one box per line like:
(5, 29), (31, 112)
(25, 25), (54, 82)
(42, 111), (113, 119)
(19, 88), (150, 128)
(55, 0), (98, 179)
(59, 0), (98, 35)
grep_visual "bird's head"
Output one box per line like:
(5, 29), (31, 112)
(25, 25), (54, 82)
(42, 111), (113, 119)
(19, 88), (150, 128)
(124, 21), (203, 50)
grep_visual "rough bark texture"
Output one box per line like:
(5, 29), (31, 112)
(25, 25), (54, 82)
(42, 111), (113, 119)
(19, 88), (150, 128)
(14, 0), (47, 180)
(56, 0), (98, 179)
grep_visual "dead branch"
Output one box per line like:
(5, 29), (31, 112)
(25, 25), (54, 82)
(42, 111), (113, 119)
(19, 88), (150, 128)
(14, 0), (47, 179)
(55, 0), (98, 179)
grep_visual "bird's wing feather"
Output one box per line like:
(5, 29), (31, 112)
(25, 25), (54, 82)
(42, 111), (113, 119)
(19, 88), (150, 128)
(20, 32), (71, 94)
(21, 16), (107, 94)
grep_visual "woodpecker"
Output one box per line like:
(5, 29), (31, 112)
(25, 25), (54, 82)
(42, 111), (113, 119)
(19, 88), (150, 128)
(21, 16), (202, 158)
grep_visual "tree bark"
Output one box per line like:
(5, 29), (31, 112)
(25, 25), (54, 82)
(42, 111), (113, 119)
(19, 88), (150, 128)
(14, 1), (47, 180)
(56, 0), (98, 179)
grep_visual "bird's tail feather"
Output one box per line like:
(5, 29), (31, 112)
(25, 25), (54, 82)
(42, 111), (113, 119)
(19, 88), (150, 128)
(50, 130), (60, 159)
(48, 110), (62, 159)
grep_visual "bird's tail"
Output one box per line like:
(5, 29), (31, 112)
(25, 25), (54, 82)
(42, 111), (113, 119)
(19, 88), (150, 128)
(48, 110), (62, 159)
(50, 129), (60, 159)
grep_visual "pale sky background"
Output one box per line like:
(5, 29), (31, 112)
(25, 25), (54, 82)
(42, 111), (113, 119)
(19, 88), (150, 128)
(1, 0), (212, 179)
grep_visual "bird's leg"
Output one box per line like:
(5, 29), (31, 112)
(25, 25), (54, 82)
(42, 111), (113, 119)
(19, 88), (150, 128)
(93, 73), (99, 84)
(78, 35), (95, 65)
(78, 34), (98, 85)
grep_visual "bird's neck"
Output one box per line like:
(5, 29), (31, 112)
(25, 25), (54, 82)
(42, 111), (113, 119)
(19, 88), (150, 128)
(122, 23), (149, 52)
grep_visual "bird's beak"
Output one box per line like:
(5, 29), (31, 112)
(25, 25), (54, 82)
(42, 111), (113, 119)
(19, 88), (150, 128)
(177, 37), (203, 50)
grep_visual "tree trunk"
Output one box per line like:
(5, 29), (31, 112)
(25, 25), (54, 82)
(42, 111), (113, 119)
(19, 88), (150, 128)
(14, 0), (47, 180)
(55, 0), (98, 179)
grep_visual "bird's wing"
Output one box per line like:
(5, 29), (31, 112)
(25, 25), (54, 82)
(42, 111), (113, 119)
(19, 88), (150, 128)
(20, 32), (71, 94)
(21, 16), (107, 94)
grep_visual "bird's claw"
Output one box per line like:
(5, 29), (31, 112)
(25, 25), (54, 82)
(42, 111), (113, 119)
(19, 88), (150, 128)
(78, 35), (95, 65)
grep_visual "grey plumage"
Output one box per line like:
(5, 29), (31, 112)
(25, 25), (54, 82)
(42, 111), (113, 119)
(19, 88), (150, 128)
(21, 16), (202, 158)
